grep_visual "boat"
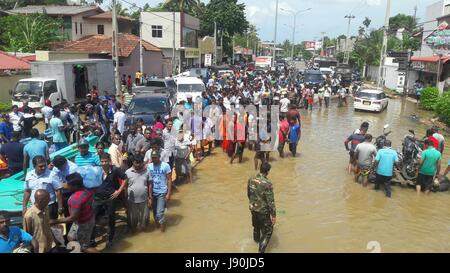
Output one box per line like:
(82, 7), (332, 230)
(0, 135), (99, 214)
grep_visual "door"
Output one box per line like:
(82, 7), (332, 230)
(43, 80), (61, 106)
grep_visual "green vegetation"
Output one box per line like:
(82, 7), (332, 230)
(0, 102), (12, 114)
(434, 92), (450, 126)
(0, 14), (63, 52)
(420, 87), (439, 111)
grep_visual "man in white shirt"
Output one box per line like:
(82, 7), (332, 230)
(9, 105), (23, 133)
(113, 102), (126, 135)
(253, 90), (262, 106)
(432, 126), (445, 154)
(279, 95), (290, 118)
(41, 100), (53, 130)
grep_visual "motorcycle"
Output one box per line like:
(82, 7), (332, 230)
(399, 129), (424, 181)
(375, 124), (392, 150)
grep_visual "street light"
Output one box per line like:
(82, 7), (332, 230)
(284, 23), (304, 59)
(280, 7), (312, 61)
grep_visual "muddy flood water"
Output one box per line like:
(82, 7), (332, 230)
(111, 98), (450, 253)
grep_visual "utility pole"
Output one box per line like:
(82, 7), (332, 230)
(214, 21), (217, 66)
(291, 23), (295, 60)
(232, 35), (235, 65)
(220, 30), (223, 64)
(413, 5), (417, 22)
(281, 8), (311, 61)
(321, 31), (326, 56)
(377, 0), (391, 89)
(344, 15), (355, 64)
(112, 0), (120, 96)
(139, 11), (143, 81)
(272, 0), (279, 67)
(172, 12), (176, 75)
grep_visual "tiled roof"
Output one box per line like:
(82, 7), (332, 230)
(0, 51), (31, 70)
(58, 33), (161, 57)
(9, 5), (102, 16)
(85, 11), (132, 22)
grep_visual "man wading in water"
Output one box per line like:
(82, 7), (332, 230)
(247, 162), (276, 253)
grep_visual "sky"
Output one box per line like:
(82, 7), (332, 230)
(124, 0), (438, 43)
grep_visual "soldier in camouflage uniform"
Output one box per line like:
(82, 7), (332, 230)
(247, 162), (276, 253)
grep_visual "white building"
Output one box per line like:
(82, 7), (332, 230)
(141, 12), (201, 72)
(410, 0), (450, 93)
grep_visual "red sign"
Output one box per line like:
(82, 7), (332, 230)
(304, 41), (316, 49)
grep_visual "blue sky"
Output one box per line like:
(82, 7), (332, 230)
(122, 0), (438, 43)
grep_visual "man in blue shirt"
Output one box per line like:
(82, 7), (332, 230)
(74, 138), (100, 167)
(444, 159), (450, 177)
(49, 107), (68, 151)
(373, 140), (399, 198)
(23, 128), (49, 179)
(51, 156), (79, 225)
(0, 114), (13, 143)
(148, 150), (172, 232)
(0, 131), (24, 174)
(288, 117), (301, 157)
(23, 156), (62, 220)
(0, 211), (38, 253)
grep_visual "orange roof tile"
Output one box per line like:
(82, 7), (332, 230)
(58, 33), (161, 57)
(0, 51), (31, 70)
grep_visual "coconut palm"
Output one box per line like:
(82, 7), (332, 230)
(162, 0), (201, 14)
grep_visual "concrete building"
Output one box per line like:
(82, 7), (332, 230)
(141, 12), (201, 72)
(55, 33), (165, 77)
(410, 0), (450, 94)
(9, 5), (133, 41)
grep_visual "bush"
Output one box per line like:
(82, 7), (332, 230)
(420, 87), (439, 110)
(435, 91), (450, 126)
(0, 102), (12, 114)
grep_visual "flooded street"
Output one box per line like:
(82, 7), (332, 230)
(115, 98), (450, 253)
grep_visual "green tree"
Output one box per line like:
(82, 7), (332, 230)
(108, 2), (130, 17)
(162, 0), (202, 14)
(198, 0), (249, 56)
(0, 13), (63, 52)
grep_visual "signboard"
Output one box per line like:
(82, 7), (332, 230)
(411, 61), (438, 73)
(255, 56), (272, 67)
(234, 47), (253, 55)
(185, 48), (200, 59)
(388, 51), (409, 58)
(304, 41), (316, 49)
(425, 23), (450, 50)
(204, 53), (212, 66)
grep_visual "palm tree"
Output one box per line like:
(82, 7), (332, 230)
(162, 0), (201, 14)
(108, 2), (130, 17)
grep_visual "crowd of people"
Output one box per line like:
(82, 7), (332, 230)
(1, 62), (449, 253)
(345, 122), (448, 198)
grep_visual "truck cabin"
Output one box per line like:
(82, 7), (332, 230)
(304, 70), (324, 87)
(13, 79), (58, 105)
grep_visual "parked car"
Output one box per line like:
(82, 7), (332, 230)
(354, 89), (389, 113)
(125, 92), (175, 127)
(189, 68), (209, 84)
(175, 77), (206, 103)
(146, 78), (176, 96)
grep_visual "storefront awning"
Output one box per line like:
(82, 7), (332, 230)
(411, 55), (450, 63)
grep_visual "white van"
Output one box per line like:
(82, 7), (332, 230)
(175, 77), (206, 103)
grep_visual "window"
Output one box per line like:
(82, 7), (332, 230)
(152, 25), (162, 38)
(182, 27), (198, 48)
(97, 24), (104, 35)
(43, 80), (57, 98)
(80, 23), (83, 34)
(75, 22), (77, 34)
(445, 4), (450, 15)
